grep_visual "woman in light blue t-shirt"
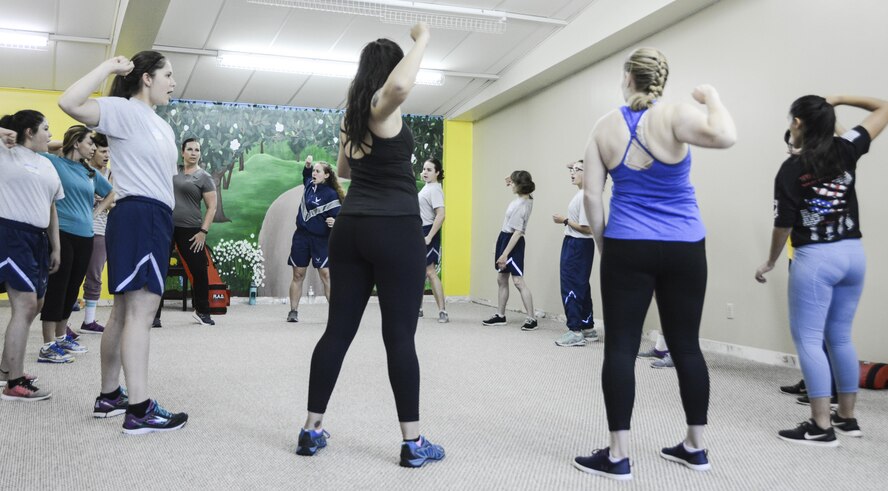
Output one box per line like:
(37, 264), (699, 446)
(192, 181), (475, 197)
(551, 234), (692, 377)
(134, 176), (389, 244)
(39, 125), (111, 363)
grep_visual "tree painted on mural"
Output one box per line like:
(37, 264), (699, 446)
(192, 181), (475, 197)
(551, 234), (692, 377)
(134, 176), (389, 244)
(158, 101), (442, 221)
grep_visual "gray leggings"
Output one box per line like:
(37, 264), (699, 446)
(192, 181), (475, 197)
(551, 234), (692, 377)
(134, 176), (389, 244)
(82, 234), (106, 301)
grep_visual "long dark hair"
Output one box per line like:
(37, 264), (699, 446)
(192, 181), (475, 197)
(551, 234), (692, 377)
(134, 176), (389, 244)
(789, 95), (841, 179)
(110, 50), (167, 99)
(0, 110), (45, 144)
(343, 39), (404, 156)
(511, 170), (535, 197)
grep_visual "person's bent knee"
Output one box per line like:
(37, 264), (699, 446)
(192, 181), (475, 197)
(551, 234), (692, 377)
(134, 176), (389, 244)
(511, 276), (525, 287)
(292, 267), (307, 281)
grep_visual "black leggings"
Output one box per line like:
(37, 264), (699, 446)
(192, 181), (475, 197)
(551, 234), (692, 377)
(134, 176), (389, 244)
(40, 231), (93, 322)
(157, 227), (210, 316)
(307, 215), (426, 422)
(600, 238), (709, 430)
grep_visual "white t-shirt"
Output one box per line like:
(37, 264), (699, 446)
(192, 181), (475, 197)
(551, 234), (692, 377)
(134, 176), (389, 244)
(418, 182), (444, 226)
(90, 97), (178, 209)
(0, 145), (64, 228)
(566, 190), (593, 239)
(501, 197), (533, 233)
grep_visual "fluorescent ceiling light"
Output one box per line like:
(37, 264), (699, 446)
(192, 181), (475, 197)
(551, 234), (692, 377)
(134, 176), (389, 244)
(0, 29), (49, 50)
(248, 0), (508, 34)
(217, 51), (444, 86)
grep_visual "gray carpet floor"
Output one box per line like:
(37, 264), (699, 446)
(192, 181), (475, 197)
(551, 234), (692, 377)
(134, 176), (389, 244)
(0, 301), (884, 490)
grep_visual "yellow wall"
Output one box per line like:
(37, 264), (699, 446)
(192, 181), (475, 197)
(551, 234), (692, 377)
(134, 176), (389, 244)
(0, 87), (113, 300)
(441, 120), (472, 296)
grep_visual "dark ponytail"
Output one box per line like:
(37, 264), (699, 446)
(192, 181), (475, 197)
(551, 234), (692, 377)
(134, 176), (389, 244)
(789, 95), (842, 179)
(510, 170), (535, 197)
(110, 50), (167, 99)
(343, 39), (404, 156)
(0, 110), (45, 144)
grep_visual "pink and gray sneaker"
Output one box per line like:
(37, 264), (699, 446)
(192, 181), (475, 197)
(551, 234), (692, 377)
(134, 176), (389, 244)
(80, 321), (105, 334)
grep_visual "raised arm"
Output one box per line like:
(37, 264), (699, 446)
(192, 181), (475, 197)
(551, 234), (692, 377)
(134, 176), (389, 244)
(0, 127), (15, 148)
(370, 23), (430, 121)
(827, 95), (888, 140)
(59, 56), (134, 126)
(672, 84), (737, 149)
(583, 128), (607, 254)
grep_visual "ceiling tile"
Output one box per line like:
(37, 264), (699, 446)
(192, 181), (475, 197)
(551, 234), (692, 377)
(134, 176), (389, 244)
(57, 0), (118, 38)
(0, 46), (54, 90)
(181, 55), (253, 102)
(0, 0), (57, 32)
(156, 0), (226, 48)
(53, 41), (108, 89)
(237, 71), (311, 106)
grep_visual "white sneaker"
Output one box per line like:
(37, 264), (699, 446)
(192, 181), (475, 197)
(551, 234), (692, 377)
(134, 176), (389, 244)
(555, 330), (586, 347)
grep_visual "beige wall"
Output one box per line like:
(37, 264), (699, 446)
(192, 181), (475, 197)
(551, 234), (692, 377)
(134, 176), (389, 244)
(471, 0), (888, 360)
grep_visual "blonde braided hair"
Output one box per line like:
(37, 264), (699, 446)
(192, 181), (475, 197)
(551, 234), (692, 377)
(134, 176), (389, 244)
(624, 48), (669, 111)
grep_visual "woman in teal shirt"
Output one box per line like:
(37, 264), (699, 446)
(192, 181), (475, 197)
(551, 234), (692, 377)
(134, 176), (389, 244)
(38, 125), (112, 363)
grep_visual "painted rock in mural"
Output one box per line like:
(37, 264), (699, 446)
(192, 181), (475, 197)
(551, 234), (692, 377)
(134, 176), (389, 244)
(258, 185), (326, 299)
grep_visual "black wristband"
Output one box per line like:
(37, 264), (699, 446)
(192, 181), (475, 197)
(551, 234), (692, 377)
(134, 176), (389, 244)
(563, 218), (569, 226)
(199, 228), (209, 234)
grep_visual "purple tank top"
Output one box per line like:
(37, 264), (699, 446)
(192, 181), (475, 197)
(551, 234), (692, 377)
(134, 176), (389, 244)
(604, 106), (706, 242)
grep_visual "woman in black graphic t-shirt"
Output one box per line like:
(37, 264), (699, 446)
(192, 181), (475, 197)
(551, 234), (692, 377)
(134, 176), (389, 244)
(756, 95), (888, 447)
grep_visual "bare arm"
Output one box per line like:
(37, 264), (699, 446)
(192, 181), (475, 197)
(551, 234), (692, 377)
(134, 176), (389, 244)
(58, 56), (134, 126)
(48, 140), (63, 155)
(337, 130), (350, 179)
(755, 227), (791, 283)
(93, 191), (115, 216)
(583, 128), (607, 254)
(370, 23), (430, 121)
(551, 213), (592, 234)
(0, 127), (15, 148)
(827, 95), (888, 140)
(672, 85), (737, 149)
(47, 203), (61, 274)
(427, 207), (445, 240)
(187, 190), (217, 253)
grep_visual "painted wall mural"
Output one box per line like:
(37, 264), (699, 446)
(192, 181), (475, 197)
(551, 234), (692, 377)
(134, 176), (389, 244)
(156, 100), (443, 296)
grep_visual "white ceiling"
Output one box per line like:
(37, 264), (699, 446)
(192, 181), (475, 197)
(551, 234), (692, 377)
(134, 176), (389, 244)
(0, 0), (596, 116)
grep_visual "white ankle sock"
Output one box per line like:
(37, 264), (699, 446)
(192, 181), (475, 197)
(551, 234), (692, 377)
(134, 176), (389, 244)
(655, 333), (668, 351)
(84, 301), (98, 324)
(683, 442), (701, 452)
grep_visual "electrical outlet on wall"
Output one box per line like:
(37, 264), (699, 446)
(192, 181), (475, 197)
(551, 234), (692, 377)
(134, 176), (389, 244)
(726, 303), (735, 319)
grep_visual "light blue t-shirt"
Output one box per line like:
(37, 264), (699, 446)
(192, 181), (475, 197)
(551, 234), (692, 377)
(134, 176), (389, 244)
(42, 153), (112, 237)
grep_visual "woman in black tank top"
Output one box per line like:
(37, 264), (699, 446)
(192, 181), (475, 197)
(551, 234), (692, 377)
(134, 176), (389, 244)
(296, 22), (446, 468)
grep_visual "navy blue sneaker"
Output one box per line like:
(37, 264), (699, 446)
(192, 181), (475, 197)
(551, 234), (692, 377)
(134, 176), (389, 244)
(573, 448), (632, 480)
(660, 442), (711, 471)
(122, 400), (188, 435)
(400, 436), (445, 468)
(296, 428), (330, 456)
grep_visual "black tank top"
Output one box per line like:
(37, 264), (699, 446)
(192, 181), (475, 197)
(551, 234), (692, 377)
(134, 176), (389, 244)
(339, 124), (420, 217)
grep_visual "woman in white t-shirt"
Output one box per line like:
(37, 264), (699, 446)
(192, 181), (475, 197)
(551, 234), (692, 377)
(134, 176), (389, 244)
(59, 51), (188, 434)
(481, 170), (537, 330)
(417, 158), (447, 323)
(0, 110), (62, 401)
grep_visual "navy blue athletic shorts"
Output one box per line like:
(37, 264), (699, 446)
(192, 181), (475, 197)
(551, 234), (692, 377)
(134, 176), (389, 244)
(288, 228), (330, 269)
(0, 218), (50, 298)
(422, 224), (441, 266)
(494, 231), (525, 276)
(105, 196), (173, 296)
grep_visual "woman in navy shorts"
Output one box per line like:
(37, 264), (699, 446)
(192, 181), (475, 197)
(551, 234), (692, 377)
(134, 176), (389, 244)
(0, 110), (62, 401)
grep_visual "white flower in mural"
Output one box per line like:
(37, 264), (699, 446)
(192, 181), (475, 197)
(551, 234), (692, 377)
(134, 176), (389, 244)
(170, 109), (177, 116)
(411, 155), (417, 163)
(317, 119), (323, 125)
(204, 124), (210, 130)
(183, 125), (189, 132)
(233, 123), (238, 129)
(275, 122), (284, 132)
(213, 238), (267, 288)
(230, 139), (241, 151)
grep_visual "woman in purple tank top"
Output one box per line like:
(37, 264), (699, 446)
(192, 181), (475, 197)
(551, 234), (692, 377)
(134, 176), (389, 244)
(573, 48), (736, 481)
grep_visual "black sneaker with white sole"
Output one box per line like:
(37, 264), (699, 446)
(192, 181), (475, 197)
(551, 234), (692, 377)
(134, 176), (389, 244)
(192, 311), (215, 326)
(778, 419), (839, 447)
(830, 412), (862, 437)
(520, 318), (538, 331)
(481, 314), (506, 326)
(780, 379), (807, 395)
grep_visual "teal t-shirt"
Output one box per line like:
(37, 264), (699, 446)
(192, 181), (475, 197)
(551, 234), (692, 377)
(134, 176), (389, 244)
(42, 153), (112, 237)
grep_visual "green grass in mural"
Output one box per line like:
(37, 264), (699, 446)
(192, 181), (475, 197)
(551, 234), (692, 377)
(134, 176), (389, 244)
(208, 153), (301, 247)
